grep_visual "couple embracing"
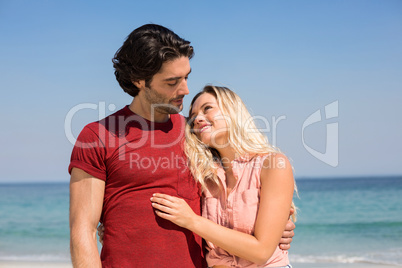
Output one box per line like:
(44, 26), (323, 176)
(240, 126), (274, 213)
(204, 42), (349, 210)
(69, 24), (296, 268)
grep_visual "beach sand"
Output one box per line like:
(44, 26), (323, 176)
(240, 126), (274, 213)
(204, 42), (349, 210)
(295, 263), (399, 268)
(0, 262), (398, 268)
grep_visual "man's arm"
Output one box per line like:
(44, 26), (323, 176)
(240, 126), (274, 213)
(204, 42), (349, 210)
(70, 167), (105, 268)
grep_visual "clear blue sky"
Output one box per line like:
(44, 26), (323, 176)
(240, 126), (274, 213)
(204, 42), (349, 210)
(1, 0), (401, 183)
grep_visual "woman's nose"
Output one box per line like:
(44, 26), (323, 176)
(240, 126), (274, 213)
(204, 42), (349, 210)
(193, 114), (206, 126)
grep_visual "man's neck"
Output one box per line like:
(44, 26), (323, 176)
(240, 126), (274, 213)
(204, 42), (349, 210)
(129, 98), (170, 123)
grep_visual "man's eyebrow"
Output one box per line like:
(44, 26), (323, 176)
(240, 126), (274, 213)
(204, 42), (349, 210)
(163, 68), (192, 81)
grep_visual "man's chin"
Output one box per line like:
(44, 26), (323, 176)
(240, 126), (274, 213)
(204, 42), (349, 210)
(155, 105), (182, 115)
(168, 103), (183, 114)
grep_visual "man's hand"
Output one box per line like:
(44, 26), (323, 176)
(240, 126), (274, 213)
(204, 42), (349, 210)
(279, 208), (295, 250)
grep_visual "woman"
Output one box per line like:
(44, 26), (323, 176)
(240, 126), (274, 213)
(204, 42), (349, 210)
(151, 85), (297, 267)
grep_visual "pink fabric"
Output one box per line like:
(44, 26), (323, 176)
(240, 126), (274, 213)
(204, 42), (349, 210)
(202, 154), (289, 267)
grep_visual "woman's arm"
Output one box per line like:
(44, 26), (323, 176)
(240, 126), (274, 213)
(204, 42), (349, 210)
(151, 154), (295, 265)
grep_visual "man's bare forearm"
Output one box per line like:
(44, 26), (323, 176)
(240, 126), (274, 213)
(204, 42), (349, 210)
(70, 227), (101, 267)
(69, 168), (105, 268)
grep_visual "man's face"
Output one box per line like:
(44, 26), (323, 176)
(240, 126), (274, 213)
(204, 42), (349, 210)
(143, 56), (191, 115)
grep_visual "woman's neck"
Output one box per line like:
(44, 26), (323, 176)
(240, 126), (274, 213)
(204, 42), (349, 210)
(217, 147), (236, 171)
(216, 146), (239, 193)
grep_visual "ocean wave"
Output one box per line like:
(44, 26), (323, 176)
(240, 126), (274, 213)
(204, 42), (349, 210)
(0, 254), (70, 262)
(296, 221), (402, 237)
(299, 220), (402, 228)
(290, 248), (402, 266)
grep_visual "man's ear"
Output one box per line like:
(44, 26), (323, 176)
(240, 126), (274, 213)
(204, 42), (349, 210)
(133, 80), (146, 90)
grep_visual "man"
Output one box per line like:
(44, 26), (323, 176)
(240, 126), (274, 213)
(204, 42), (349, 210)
(69, 24), (294, 267)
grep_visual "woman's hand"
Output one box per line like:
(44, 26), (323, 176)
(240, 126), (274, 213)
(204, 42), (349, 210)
(150, 193), (198, 229)
(97, 223), (105, 245)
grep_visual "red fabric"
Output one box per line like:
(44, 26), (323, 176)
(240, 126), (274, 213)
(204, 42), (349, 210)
(69, 106), (204, 267)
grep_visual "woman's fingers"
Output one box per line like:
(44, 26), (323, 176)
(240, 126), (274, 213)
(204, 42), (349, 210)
(151, 196), (174, 209)
(154, 209), (174, 221)
(150, 194), (195, 229)
(151, 194), (184, 217)
(150, 193), (189, 215)
(150, 193), (183, 209)
(152, 193), (180, 202)
(151, 200), (174, 214)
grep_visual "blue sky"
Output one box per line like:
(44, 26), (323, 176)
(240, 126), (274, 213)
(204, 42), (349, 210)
(0, 0), (401, 183)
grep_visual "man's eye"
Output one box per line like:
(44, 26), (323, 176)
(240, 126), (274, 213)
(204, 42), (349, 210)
(167, 80), (179, 86)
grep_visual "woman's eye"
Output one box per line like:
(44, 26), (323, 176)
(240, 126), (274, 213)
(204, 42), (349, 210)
(204, 106), (212, 112)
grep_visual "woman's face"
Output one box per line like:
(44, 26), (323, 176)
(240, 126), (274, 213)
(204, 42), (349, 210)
(189, 93), (229, 148)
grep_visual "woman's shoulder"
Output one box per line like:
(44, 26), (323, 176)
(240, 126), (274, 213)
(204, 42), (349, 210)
(256, 152), (288, 165)
(260, 153), (292, 178)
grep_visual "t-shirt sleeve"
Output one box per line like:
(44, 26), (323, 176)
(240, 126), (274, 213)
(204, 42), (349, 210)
(68, 124), (107, 181)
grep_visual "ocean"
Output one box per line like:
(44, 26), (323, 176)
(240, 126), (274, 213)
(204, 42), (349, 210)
(0, 176), (401, 266)
(290, 176), (402, 266)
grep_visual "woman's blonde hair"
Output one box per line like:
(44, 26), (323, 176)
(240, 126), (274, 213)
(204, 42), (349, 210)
(185, 85), (297, 220)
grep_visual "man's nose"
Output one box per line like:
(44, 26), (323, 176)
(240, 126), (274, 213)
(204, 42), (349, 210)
(177, 79), (189, 96)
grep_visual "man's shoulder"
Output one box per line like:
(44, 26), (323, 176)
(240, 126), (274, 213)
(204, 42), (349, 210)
(174, 113), (187, 119)
(171, 113), (187, 123)
(81, 106), (129, 134)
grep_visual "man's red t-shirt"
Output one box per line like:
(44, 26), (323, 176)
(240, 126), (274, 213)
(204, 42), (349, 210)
(69, 106), (204, 267)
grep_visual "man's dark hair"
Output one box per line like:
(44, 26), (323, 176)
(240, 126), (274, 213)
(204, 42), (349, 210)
(112, 24), (194, 97)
